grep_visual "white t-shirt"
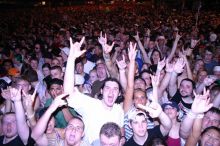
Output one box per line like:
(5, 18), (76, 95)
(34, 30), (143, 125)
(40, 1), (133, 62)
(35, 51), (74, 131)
(67, 92), (124, 144)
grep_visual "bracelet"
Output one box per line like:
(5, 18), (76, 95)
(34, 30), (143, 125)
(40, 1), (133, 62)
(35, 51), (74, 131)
(196, 113), (204, 119)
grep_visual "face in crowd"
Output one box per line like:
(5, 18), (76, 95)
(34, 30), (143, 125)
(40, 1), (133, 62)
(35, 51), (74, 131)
(101, 79), (121, 108)
(179, 79), (194, 98)
(65, 118), (84, 146)
(200, 127), (220, 146)
(2, 113), (17, 139)
(130, 113), (148, 138)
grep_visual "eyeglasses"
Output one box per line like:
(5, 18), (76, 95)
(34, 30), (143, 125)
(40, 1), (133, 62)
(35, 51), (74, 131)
(66, 125), (83, 132)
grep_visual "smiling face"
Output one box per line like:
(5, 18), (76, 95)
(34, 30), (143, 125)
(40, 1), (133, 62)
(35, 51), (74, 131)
(101, 80), (120, 108)
(65, 118), (84, 146)
(200, 128), (220, 146)
(179, 80), (193, 97)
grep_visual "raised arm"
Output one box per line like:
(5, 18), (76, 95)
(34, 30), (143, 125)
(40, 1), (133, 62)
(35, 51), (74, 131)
(116, 55), (127, 91)
(167, 33), (181, 62)
(31, 93), (68, 146)
(22, 84), (39, 128)
(158, 60), (173, 98)
(168, 58), (185, 97)
(196, 76), (216, 94)
(123, 42), (137, 113)
(180, 89), (213, 139)
(98, 31), (118, 79)
(134, 32), (151, 64)
(64, 37), (86, 94)
(150, 74), (159, 103)
(10, 87), (30, 145)
(179, 48), (193, 80)
(138, 102), (172, 136)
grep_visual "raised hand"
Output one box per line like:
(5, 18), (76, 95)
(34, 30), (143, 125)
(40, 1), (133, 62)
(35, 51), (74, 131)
(128, 42), (137, 61)
(157, 58), (166, 71)
(133, 32), (140, 41)
(173, 58), (185, 74)
(145, 29), (151, 37)
(191, 88), (213, 114)
(175, 32), (181, 41)
(165, 59), (174, 73)
(98, 31), (107, 46)
(102, 42), (115, 54)
(191, 39), (200, 49)
(116, 55), (127, 70)
(138, 102), (162, 118)
(50, 93), (68, 112)
(69, 37), (86, 59)
(10, 87), (22, 102)
(203, 76), (217, 86)
(22, 82), (39, 108)
(150, 74), (160, 87)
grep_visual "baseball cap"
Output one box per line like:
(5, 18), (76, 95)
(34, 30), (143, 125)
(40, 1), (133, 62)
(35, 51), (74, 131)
(162, 101), (179, 111)
(128, 109), (147, 121)
(8, 68), (20, 77)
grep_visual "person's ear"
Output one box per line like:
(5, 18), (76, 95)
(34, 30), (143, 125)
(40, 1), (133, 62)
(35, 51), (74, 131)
(100, 89), (103, 94)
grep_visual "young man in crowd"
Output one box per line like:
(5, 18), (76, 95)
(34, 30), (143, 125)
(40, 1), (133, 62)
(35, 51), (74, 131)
(64, 37), (124, 144)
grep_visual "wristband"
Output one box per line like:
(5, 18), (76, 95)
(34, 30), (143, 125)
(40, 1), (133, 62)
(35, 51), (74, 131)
(196, 113), (204, 119)
(187, 110), (197, 119)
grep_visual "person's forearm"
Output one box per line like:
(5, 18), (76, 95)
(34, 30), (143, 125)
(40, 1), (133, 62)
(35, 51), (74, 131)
(195, 82), (206, 94)
(123, 60), (135, 113)
(104, 53), (118, 79)
(119, 69), (127, 91)
(137, 40), (151, 64)
(31, 106), (54, 140)
(14, 100), (30, 144)
(168, 72), (178, 97)
(111, 51), (119, 64)
(159, 112), (172, 136)
(26, 106), (37, 128)
(185, 59), (193, 80)
(167, 39), (178, 62)
(158, 72), (171, 97)
(5, 99), (12, 113)
(64, 55), (76, 94)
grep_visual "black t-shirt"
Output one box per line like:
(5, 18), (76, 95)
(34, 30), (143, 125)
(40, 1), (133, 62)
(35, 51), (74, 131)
(0, 130), (35, 146)
(171, 90), (192, 120)
(171, 90), (192, 110)
(124, 125), (164, 146)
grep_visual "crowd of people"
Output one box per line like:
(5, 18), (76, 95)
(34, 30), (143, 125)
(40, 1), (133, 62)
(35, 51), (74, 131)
(0, 3), (219, 146)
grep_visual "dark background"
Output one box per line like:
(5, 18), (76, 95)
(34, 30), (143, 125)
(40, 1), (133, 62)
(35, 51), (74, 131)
(0, 0), (219, 11)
